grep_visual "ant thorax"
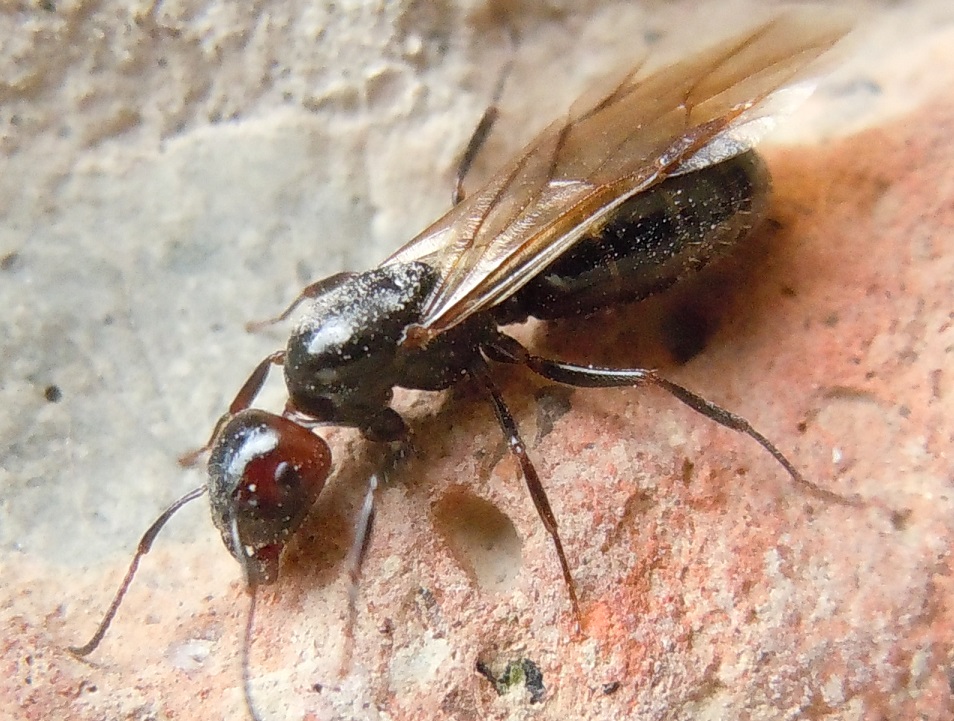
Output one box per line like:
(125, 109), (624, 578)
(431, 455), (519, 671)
(284, 261), (496, 441)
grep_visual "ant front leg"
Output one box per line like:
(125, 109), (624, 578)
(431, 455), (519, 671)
(338, 441), (407, 674)
(486, 334), (864, 508)
(337, 470), (380, 675)
(178, 350), (285, 466)
(184, 267), (347, 466)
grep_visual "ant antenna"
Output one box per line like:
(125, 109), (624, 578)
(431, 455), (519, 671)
(242, 584), (264, 721)
(70, 485), (207, 657)
(229, 509), (267, 721)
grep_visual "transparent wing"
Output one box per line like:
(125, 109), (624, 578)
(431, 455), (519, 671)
(384, 11), (851, 343)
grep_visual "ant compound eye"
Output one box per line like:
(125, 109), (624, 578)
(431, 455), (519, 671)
(207, 409), (332, 585)
(273, 460), (299, 488)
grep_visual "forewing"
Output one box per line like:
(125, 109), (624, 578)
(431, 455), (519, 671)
(385, 11), (851, 340)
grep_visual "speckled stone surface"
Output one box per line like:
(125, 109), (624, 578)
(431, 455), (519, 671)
(2, 2), (953, 720)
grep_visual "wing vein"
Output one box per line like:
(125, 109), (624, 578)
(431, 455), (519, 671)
(381, 11), (853, 344)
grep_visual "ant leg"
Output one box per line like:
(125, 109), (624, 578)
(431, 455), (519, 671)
(178, 350), (285, 466)
(245, 272), (357, 332)
(227, 351), (286, 415)
(486, 335), (863, 508)
(69, 486), (207, 657)
(340, 470), (381, 674)
(339, 442), (405, 671)
(452, 55), (514, 205)
(469, 358), (583, 633)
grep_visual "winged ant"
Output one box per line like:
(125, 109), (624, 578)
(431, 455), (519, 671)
(69, 12), (860, 719)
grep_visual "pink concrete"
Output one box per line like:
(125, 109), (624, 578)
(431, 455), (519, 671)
(5, 97), (954, 720)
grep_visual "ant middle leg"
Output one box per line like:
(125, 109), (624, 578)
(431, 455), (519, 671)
(452, 50), (514, 205)
(245, 272), (358, 333)
(469, 357), (583, 633)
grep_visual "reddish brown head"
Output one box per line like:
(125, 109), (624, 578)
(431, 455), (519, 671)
(207, 409), (332, 586)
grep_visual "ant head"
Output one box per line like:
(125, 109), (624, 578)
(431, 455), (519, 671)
(207, 409), (332, 586)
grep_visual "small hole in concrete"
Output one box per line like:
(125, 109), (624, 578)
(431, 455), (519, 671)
(432, 489), (522, 593)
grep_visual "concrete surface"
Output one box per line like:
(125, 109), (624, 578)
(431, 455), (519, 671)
(2, 1), (953, 720)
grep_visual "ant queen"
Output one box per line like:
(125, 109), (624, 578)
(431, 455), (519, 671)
(70, 12), (859, 719)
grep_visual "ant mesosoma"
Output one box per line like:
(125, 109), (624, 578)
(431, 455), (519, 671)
(70, 13), (860, 720)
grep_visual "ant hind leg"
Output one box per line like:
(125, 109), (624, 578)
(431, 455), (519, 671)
(484, 333), (864, 508)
